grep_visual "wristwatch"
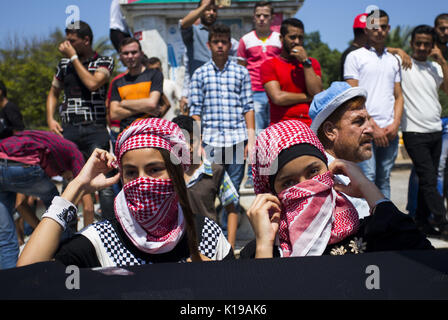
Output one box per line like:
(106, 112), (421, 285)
(302, 58), (312, 68)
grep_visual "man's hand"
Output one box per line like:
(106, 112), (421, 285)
(47, 118), (63, 137)
(290, 45), (308, 63)
(58, 41), (77, 59)
(179, 96), (189, 115)
(430, 46), (446, 65)
(384, 122), (399, 142)
(371, 119), (389, 147)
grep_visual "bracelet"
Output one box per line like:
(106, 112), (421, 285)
(70, 54), (78, 62)
(42, 196), (77, 230)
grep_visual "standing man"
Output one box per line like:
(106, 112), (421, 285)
(109, 38), (163, 132)
(309, 81), (374, 218)
(261, 18), (322, 126)
(399, 25), (448, 239)
(46, 21), (115, 223)
(179, 0), (238, 114)
(344, 9), (404, 199)
(435, 13), (448, 60)
(237, 1), (281, 188)
(189, 24), (255, 231)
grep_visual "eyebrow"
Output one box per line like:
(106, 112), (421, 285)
(122, 161), (165, 169)
(276, 160), (322, 181)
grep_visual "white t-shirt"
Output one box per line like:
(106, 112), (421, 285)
(398, 56), (444, 133)
(344, 47), (401, 128)
(326, 153), (371, 219)
(110, 0), (129, 33)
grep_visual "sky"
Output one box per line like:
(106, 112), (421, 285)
(0, 0), (447, 52)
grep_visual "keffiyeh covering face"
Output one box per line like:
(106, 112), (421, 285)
(252, 120), (359, 256)
(114, 118), (190, 254)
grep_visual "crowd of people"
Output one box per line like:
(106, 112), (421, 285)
(0, 0), (447, 270)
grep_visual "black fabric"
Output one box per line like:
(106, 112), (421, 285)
(54, 234), (101, 268)
(0, 101), (25, 139)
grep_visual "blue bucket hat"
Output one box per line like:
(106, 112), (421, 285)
(309, 81), (367, 133)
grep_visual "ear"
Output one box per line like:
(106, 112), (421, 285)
(321, 121), (338, 143)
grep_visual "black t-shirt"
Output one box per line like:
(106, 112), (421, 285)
(109, 68), (163, 131)
(0, 101), (25, 139)
(54, 53), (114, 124)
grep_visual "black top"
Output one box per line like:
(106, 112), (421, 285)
(55, 53), (114, 124)
(0, 101), (25, 139)
(240, 201), (434, 259)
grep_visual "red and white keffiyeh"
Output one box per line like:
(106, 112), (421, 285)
(114, 118), (189, 254)
(252, 120), (359, 256)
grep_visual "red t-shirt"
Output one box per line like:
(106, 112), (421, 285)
(260, 56), (321, 126)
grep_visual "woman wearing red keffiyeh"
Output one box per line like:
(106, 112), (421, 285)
(18, 118), (233, 268)
(241, 120), (433, 259)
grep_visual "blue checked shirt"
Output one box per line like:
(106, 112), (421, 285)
(189, 59), (254, 147)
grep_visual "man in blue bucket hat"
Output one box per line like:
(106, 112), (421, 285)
(309, 81), (374, 218)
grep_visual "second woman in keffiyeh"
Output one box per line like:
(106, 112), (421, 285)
(241, 120), (433, 259)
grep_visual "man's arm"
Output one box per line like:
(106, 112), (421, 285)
(180, 0), (211, 29)
(46, 84), (63, 137)
(109, 91), (161, 121)
(346, 79), (359, 87)
(384, 82), (404, 141)
(290, 46), (323, 96)
(263, 80), (311, 106)
(430, 46), (448, 94)
(387, 47), (412, 70)
(58, 41), (111, 92)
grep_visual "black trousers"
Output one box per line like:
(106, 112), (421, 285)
(403, 131), (446, 225)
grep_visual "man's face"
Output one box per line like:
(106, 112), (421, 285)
(254, 6), (272, 31)
(66, 32), (88, 54)
(331, 105), (373, 163)
(281, 25), (304, 55)
(411, 33), (434, 61)
(364, 16), (390, 46)
(208, 34), (231, 60)
(201, 5), (218, 26)
(435, 19), (448, 44)
(120, 42), (143, 70)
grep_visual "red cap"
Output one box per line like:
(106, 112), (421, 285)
(353, 13), (367, 29)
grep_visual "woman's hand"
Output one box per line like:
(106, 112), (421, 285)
(62, 149), (120, 204)
(246, 194), (282, 258)
(329, 159), (384, 209)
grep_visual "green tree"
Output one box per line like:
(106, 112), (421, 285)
(304, 31), (342, 89)
(0, 30), (119, 129)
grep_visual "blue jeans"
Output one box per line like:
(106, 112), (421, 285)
(0, 164), (59, 269)
(253, 91), (270, 136)
(247, 91), (270, 180)
(358, 136), (399, 199)
(203, 141), (246, 230)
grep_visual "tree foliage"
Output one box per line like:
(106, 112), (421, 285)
(304, 31), (342, 89)
(0, 29), (119, 129)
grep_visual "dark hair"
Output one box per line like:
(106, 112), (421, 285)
(119, 37), (142, 52)
(159, 149), (201, 262)
(65, 20), (93, 44)
(280, 18), (304, 36)
(367, 9), (389, 22)
(0, 80), (7, 98)
(208, 23), (231, 41)
(411, 25), (436, 44)
(435, 13), (448, 27)
(254, 1), (274, 15)
(353, 28), (365, 38)
(147, 56), (161, 66)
